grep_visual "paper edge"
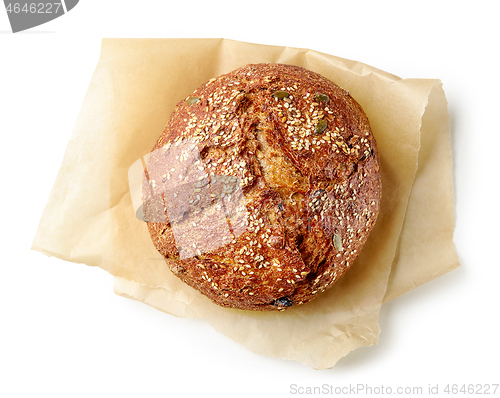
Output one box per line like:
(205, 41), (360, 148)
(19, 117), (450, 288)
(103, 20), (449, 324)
(383, 79), (460, 303)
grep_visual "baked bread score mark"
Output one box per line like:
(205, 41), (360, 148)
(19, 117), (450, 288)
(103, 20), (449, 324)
(142, 63), (381, 311)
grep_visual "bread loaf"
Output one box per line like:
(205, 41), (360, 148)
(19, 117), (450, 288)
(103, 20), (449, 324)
(143, 63), (381, 311)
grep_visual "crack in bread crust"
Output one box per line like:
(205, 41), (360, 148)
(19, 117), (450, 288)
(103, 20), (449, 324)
(144, 63), (381, 311)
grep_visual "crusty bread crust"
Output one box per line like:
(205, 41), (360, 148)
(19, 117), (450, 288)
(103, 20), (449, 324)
(143, 63), (381, 311)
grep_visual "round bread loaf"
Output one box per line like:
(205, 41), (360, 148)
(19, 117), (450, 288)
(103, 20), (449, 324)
(143, 63), (381, 311)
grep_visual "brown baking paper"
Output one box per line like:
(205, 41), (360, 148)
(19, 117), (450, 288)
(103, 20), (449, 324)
(32, 38), (459, 369)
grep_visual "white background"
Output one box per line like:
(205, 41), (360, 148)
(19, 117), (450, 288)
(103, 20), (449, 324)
(1, 1), (498, 397)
